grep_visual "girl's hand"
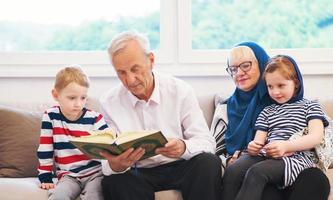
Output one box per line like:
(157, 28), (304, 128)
(40, 183), (55, 190)
(265, 140), (289, 158)
(247, 140), (264, 156)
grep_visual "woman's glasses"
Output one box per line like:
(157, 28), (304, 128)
(226, 61), (252, 76)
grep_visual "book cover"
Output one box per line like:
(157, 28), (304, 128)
(70, 130), (168, 160)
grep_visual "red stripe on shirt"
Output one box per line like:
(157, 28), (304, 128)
(54, 154), (90, 164)
(38, 165), (53, 171)
(96, 114), (103, 122)
(53, 127), (90, 137)
(40, 136), (53, 144)
(58, 171), (69, 179)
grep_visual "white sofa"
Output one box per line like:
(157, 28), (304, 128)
(0, 94), (332, 200)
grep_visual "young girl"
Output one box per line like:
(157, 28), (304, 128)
(223, 55), (329, 200)
(37, 66), (110, 200)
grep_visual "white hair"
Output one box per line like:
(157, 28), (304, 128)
(107, 30), (151, 60)
(228, 46), (257, 67)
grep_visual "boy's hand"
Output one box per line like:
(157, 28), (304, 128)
(40, 183), (55, 190)
(247, 140), (264, 156)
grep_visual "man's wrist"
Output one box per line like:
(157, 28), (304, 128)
(110, 163), (128, 173)
(110, 164), (130, 174)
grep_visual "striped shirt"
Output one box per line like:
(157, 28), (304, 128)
(37, 106), (108, 183)
(255, 98), (328, 187)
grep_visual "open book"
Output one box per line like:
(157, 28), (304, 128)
(70, 130), (168, 160)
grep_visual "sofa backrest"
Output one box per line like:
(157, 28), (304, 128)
(320, 99), (333, 119)
(0, 94), (332, 179)
(197, 95), (333, 126)
(197, 94), (215, 127)
(1, 94), (332, 128)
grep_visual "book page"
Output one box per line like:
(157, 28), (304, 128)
(116, 131), (158, 144)
(72, 133), (115, 144)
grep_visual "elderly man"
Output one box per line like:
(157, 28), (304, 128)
(99, 31), (222, 200)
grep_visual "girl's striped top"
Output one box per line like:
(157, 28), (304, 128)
(37, 106), (108, 183)
(255, 99), (328, 143)
(255, 98), (329, 187)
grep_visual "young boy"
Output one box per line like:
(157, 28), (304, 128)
(37, 66), (109, 200)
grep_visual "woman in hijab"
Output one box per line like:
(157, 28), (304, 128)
(214, 42), (330, 200)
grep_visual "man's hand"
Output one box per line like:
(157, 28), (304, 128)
(247, 140), (264, 156)
(155, 138), (185, 158)
(40, 183), (55, 190)
(100, 147), (145, 172)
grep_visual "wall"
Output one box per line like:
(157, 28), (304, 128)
(0, 73), (332, 104)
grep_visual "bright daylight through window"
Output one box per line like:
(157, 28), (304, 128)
(192, 0), (333, 49)
(0, 0), (160, 51)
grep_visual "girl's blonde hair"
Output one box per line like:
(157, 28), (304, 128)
(54, 65), (90, 91)
(263, 55), (300, 92)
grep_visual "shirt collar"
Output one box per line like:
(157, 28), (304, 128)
(126, 72), (161, 107)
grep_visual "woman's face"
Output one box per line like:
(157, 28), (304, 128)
(228, 49), (261, 92)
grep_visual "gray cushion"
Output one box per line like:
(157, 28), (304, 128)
(0, 106), (42, 177)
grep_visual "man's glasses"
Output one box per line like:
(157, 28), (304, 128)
(226, 61), (252, 76)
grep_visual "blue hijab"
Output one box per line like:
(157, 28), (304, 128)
(280, 55), (304, 104)
(226, 42), (271, 155)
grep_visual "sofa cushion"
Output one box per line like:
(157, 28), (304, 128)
(320, 99), (333, 119)
(197, 94), (215, 127)
(0, 178), (49, 200)
(0, 106), (42, 177)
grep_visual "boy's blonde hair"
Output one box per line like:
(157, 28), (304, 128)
(54, 66), (90, 91)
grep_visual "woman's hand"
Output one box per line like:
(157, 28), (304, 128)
(227, 150), (241, 166)
(100, 147), (145, 172)
(247, 140), (264, 156)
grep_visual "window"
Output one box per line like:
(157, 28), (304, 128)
(179, 0), (333, 71)
(192, 0), (333, 49)
(0, 0), (160, 51)
(0, 0), (176, 76)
